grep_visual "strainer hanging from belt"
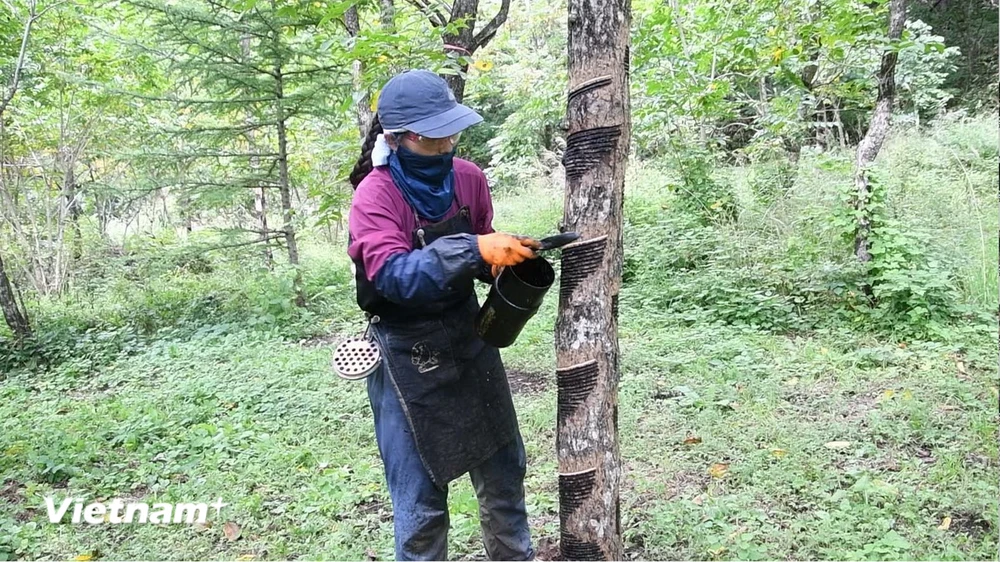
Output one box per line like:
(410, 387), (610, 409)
(332, 317), (382, 381)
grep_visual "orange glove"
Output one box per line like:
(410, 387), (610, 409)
(478, 233), (540, 267)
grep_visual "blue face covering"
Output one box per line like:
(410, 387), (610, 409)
(387, 145), (456, 221)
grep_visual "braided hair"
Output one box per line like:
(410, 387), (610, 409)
(349, 113), (384, 190)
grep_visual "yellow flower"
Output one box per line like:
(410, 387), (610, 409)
(473, 59), (494, 72)
(771, 47), (785, 63)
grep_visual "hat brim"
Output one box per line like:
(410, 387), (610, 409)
(403, 103), (483, 138)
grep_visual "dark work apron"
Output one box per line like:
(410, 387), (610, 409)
(370, 205), (519, 488)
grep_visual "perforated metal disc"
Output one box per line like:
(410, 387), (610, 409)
(332, 337), (381, 381)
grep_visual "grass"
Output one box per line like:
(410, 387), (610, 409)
(1, 115), (997, 560)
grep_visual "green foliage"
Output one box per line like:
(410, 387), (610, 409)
(831, 173), (972, 341)
(745, 156), (797, 204)
(896, 20), (962, 122)
(907, 0), (999, 110)
(613, 116), (996, 341)
(0, 235), (355, 374)
(463, 8), (567, 190)
(666, 144), (737, 223)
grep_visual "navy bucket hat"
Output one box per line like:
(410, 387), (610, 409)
(377, 70), (483, 138)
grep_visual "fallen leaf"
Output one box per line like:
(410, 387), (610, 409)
(238, 555), (255, 561)
(937, 516), (952, 530)
(898, 342), (907, 349)
(193, 521), (213, 532)
(692, 494), (705, 505)
(824, 441), (851, 450)
(956, 359), (968, 376)
(882, 389), (895, 400)
(682, 436), (702, 445)
(223, 521), (241, 541)
(708, 463), (729, 478)
(74, 556), (93, 562)
(819, 347), (829, 355)
(771, 448), (788, 459)
(365, 548), (378, 561)
(901, 390), (913, 401)
(783, 377), (799, 386)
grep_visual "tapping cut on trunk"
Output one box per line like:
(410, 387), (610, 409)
(559, 235), (608, 300)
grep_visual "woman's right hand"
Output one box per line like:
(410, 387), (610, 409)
(477, 233), (540, 267)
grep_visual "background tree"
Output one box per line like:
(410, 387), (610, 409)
(405, 0), (511, 100)
(123, 0), (355, 305)
(0, 0), (48, 338)
(853, 0), (907, 267)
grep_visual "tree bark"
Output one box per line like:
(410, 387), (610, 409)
(62, 155), (82, 260)
(272, 61), (305, 307)
(242, 33), (273, 267)
(345, 6), (374, 138)
(409, 0), (509, 101)
(854, 0), (906, 264)
(0, 251), (31, 339)
(442, 0), (479, 101)
(379, 0), (395, 31)
(556, 0), (630, 557)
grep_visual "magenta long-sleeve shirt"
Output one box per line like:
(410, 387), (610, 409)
(348, 158), (496, 282)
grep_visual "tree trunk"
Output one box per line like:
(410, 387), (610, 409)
(345, 6), (374, 138)
(379, 0), (395, 31)
(0, 251), (31, 339)
(242, 33), (273, 267)
(442, 0), (479, 102)
(556, 0), (630, 556)
(62, 158), (82, 260)
(417, 0), (507, 102)
(854, 0), (906, 264)
(273, 64), (305, 307)
(254, 187), (272, 266)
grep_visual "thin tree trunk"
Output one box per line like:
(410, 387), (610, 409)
(63, 157), (82, 260)
(242, 33), (273, 267)
(345, 6), (373, 138)
(556, 0), (630, 556)
(854, 0), (906, 264)
(442, 0), (478, 101)
(379, 0), (395, 31)
(438, 0), (509, 102)
(0, 251), (31, 339)
(272, 51), (305, 306)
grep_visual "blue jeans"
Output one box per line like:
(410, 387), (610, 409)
(367, 364), (534, 561)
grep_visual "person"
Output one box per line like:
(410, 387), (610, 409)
(346, 69), (539, 561)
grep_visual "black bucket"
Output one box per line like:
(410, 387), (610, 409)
(476, 257), (555, 348)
